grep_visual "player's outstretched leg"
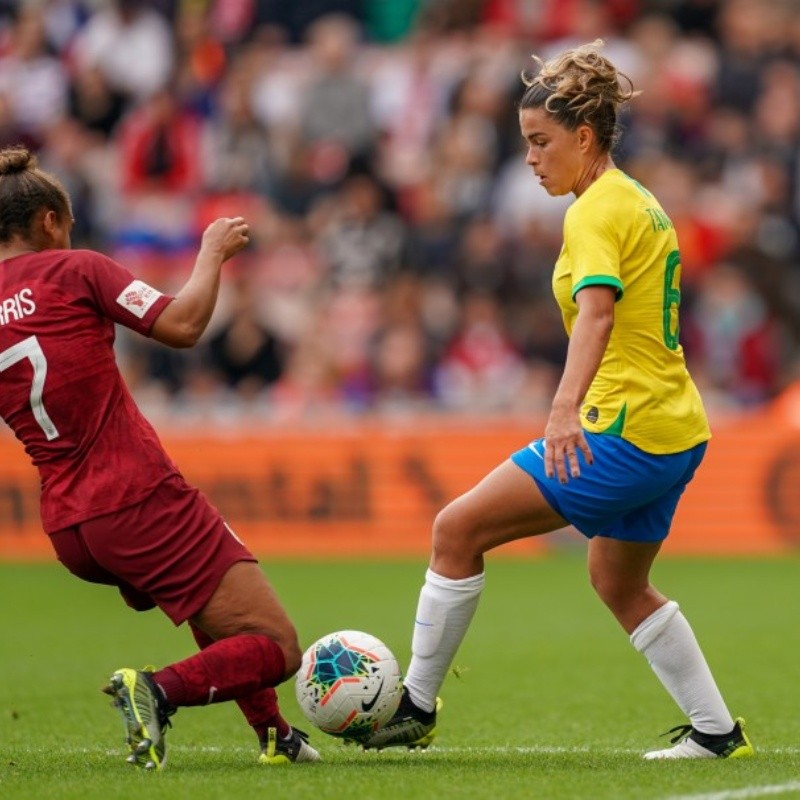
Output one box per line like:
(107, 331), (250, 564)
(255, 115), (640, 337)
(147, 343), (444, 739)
(103, 667), (174, 770)
(188, 623), (319, 765)
(644, 717), (754, 760)
(354, 688), (443, 751)
(259, 726), (321, 764)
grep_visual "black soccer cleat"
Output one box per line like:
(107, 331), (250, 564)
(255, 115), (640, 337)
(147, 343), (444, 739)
(353, 688), (442, 751)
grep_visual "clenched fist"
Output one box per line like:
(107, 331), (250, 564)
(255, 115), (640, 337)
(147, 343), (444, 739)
(201, 217), (250, 262)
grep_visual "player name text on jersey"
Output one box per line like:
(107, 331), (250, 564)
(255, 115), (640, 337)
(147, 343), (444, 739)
(0, 288), (36, 326)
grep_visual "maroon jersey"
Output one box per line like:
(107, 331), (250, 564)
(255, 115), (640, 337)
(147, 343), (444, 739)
(0, 249), (178, 532)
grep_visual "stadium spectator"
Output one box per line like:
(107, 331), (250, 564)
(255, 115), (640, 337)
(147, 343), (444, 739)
(37, 118), (101, 247)
(712, 0), (771, 114)
(0, 0), (797, 417)
(434, 290), (528, 411)
(203, 67), (273, 194)
(365, 274), (438, 412)
(203, 0), (257, 48)
(72, 0), (175, 103)
(0, 6), (67, 147)
(0, 90), (38, 152)
(254, 0), (363, 45)
(118, 89), (203, 195)
(298, 14), (375, 162)
(319, 172), (408, 289)
(369, 31), (450, 189)
(433, 113), (497, 220)
(268, 304), (347, 423)
(0, 147), (319, 768)
(114, 88), (203, 252)
(205, 274), (286, 399)
(352, 41), (754, 761)
(172, 0), (228, 117)
(686, 263), (784, 406)
(402, 177), (461, 278)
(66, 65), (127, 142)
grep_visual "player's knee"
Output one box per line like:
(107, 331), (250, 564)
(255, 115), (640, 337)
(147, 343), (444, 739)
(248, 622), (301, 677)
(242, 627), (301, 678)
(431, 500), (479, 562)
(278, 632), (302, 677)
(589, 567), (643, 613)
(283, 648), (301, 678)
(589, 565), (615, 603)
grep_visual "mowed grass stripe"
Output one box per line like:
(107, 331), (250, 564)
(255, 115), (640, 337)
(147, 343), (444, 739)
(663, 782), (800, 800)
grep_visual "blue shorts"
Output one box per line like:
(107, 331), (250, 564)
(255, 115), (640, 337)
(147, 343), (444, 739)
(510, 433), (707, 542)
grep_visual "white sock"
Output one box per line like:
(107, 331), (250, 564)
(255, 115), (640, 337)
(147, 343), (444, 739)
(403, 568), (485, 713)
(630, 600), (734, 735)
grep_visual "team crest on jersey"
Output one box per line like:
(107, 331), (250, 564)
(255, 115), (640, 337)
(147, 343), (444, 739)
(116, 280), (162, 319)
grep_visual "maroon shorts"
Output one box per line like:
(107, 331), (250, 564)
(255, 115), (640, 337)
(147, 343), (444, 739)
(48, 474), (257, 625)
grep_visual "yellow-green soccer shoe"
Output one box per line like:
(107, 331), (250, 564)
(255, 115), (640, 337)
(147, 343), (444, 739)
(644, 717), (754, 760)
(103, 668), (173, 770)
(259, 726), (321, 765)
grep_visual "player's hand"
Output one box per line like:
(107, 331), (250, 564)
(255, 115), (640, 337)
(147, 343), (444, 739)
(201, 216), (250, 262)
(543, 405), (593, 483)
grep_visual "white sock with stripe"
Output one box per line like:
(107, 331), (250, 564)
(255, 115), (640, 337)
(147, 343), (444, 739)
(403, 569), (485, 714)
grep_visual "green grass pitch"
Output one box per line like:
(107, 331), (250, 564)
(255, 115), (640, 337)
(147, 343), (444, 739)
(3, 555), (800, 800)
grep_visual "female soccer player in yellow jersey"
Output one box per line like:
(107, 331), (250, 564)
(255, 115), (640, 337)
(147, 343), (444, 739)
(355, 40), (754, 760)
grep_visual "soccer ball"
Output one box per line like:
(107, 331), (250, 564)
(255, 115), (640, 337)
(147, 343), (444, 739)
(295, 630), (403, 739)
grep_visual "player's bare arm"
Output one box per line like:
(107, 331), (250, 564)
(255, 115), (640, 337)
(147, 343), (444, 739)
(151, 217), (250, 348)
(545, 284), (615, 482)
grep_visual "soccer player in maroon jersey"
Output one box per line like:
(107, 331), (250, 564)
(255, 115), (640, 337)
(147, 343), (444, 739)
(0, 147), (320, 769)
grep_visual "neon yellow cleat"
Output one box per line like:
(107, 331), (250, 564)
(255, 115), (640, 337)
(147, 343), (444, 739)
(644, 717), (754, 760)
(103, 667), (173, 770)
(259, 727), (321, 765)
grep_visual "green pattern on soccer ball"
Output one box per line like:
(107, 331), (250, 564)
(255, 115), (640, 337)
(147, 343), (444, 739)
(311, 639), (372, 690)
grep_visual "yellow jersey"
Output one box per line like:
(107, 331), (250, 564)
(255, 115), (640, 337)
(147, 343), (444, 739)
(553, 169), (710, 454)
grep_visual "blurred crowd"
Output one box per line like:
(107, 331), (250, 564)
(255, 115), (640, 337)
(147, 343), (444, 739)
(2, 0), (800, 424)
